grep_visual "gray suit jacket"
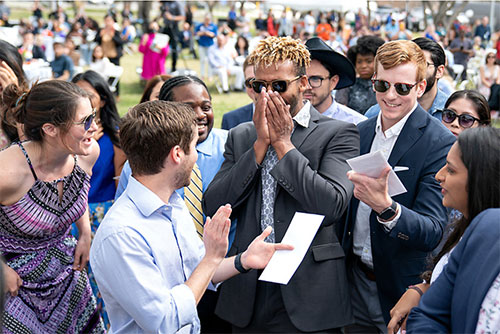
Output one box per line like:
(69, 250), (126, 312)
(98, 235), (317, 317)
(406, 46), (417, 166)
(203, 106), (360, 331)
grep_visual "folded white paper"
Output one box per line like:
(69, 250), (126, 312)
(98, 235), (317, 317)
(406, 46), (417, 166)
(258, 212), (324, 285)
(346, 150), (407, 196)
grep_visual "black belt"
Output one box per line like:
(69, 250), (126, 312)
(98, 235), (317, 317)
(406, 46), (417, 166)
(354, 255), (376, 281)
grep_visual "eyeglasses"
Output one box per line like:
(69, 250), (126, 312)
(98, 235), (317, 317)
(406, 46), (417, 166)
(371, 78), (417, 96)
(441, 108), (480, 128)
(244, 77), (254, 89)
(308, 76), (330, 88)
(487, 55), (496, 59)
(251, 76), (301, 93)
(73, 108), (97, 131)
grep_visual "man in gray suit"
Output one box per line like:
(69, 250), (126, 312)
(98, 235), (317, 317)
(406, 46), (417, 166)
(203, 36), (360, 333)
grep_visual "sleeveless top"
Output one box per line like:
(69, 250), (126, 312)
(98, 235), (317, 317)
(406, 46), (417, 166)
(89, 132), (116, 203)
(0, 142), (90, 253)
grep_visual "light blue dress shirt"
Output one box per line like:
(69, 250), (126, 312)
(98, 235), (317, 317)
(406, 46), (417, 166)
(90, 176), (210, 334)
(364, 88), (449, 120)
(322, 98), (367, 125)
(114, 128), (234, 244)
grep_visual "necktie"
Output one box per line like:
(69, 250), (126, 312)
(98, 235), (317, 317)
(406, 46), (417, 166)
(184, 163), (204, 238)
(260, 146), (279, 243)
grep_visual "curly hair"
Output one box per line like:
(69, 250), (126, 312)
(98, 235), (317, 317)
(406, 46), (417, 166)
(248, 36), (310, 76)
(347, 35), (385, 65)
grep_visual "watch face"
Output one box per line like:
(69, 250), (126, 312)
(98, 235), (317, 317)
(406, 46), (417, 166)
(378, 201), (397, 220)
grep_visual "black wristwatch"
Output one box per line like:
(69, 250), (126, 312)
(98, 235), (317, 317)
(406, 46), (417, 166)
(234, 253), (250, 274)
(377, 200), (398, 220)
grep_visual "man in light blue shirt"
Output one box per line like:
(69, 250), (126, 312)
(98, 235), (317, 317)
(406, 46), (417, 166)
(114, 76), (231, 242)
(90, 101), (291, 334)
(304, 37), (367, 125)
(365, 37), (451, 121)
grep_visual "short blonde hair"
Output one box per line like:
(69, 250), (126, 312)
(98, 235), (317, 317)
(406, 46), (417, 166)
(374, 40), (426, 82)
(248, 36), (310, 76)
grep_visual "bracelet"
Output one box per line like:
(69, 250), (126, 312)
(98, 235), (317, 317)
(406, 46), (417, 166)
(234, 253), (250, 274)
(408, 285), (424, 297)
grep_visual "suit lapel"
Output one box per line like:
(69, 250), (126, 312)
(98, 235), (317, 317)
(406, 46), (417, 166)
(360, 118), (377, 155)
(388, 106), (427, 167)
(291, 106), (319, 149)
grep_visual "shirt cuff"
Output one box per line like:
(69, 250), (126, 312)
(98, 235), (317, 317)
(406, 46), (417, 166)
(171, 284), (198, 329)
(377, 203), (401, 231)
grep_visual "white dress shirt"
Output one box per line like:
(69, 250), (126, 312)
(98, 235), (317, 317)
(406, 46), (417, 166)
(353, 103), (417, 268)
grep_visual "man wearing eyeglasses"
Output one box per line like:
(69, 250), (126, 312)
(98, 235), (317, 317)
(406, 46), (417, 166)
(203, 36), (360, 332)
(304, 37), (366, 125)
(365, 37), (449, 121)
(342, 40), (455, 333)
(221, 57), (256, 130)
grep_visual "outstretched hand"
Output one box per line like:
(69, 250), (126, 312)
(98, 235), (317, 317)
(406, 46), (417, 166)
(241, 227), (294, 270)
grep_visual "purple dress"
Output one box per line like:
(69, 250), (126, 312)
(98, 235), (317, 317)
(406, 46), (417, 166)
(0, 142), (105, 334)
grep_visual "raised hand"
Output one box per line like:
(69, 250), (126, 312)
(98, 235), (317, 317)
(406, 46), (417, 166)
(203, 204), (232, 262)
(265, 90), (294, 159)
(253, 88), (271, 163)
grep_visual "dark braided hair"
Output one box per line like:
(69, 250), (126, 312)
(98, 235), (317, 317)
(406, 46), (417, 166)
(72, 70), (121, 147)
(159, 75), (211, 102)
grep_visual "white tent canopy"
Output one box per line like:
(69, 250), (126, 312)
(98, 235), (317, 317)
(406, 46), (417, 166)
(261, 0), (369, 13)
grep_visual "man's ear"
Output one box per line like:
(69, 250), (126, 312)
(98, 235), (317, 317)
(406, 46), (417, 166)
(329, 74), (340, 91)
(169, 145), (184, 166)
(41, 123), (58, 138)
(435, 64), (445, 80)
(298, 75), (309, 93)
(416, 79), (427, 98)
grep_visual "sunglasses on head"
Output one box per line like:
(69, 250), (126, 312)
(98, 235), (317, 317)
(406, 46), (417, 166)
(244, 78), (254, 89)
(73, 108), (97, 131)
(251, 76), (301, 93)
(371, 77), (417, 96)
(440, 108), (480, 128)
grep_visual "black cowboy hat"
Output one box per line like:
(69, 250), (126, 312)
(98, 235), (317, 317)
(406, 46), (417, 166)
(305, 37), (356, 90)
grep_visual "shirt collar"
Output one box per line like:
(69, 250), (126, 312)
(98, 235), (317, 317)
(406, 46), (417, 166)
(429, 88), (448, 115)
(126, 176), (183, 217)
(196, 130), (213, 156)
(375, 101), (417, 138)
(293, 101), (311, 128)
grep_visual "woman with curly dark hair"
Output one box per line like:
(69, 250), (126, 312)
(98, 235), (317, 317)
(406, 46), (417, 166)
(335, 35), (385, 114)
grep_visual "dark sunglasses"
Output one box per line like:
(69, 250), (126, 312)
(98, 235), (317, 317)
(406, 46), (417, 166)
(251, 76), (301, 93)
(371, 78), (417, 96)
(244, 77), (254, 89)
(441, 108), (480, 128)
(73, 108), (97, 131)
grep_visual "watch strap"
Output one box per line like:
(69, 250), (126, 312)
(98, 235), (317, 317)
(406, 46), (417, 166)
(234, 253), (250, 274)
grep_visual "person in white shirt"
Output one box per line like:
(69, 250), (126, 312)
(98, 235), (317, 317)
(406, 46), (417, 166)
(304, 37), (366, 124)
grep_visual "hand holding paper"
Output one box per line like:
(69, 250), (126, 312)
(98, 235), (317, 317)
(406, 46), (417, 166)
(346, 150), (407, 214)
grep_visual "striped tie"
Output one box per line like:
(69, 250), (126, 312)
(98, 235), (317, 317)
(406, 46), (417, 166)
(184, 163), (204, 238)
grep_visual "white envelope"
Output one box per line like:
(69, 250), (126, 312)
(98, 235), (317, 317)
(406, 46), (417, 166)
(346, 150), (407, 197)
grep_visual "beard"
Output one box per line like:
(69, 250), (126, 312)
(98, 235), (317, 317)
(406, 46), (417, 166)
(425, 69), (438, 94)
(174, 163), (192, 189)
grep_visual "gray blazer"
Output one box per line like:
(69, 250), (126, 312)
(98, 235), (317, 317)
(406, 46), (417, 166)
(203, 106), (360, 331)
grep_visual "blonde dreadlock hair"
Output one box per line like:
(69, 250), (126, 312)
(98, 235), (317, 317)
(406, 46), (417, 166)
(248, 36), (310, 76)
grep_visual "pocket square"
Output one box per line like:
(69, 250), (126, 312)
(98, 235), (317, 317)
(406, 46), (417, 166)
(394, 166), (409, 172)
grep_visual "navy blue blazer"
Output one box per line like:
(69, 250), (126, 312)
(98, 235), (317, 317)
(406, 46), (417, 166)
(342, 105), (456, 323)
(407, 208), (500, 333)
(221, 103), (253, 130)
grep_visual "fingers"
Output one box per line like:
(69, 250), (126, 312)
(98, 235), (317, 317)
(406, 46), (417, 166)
(273, 243), (294, 251)
(257, 226), (272, 241)
(380, 167), (391, 180)
(73, 253), (82, 271)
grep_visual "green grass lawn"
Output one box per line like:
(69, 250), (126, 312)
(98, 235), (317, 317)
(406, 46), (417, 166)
(118, 49), (251, 129)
